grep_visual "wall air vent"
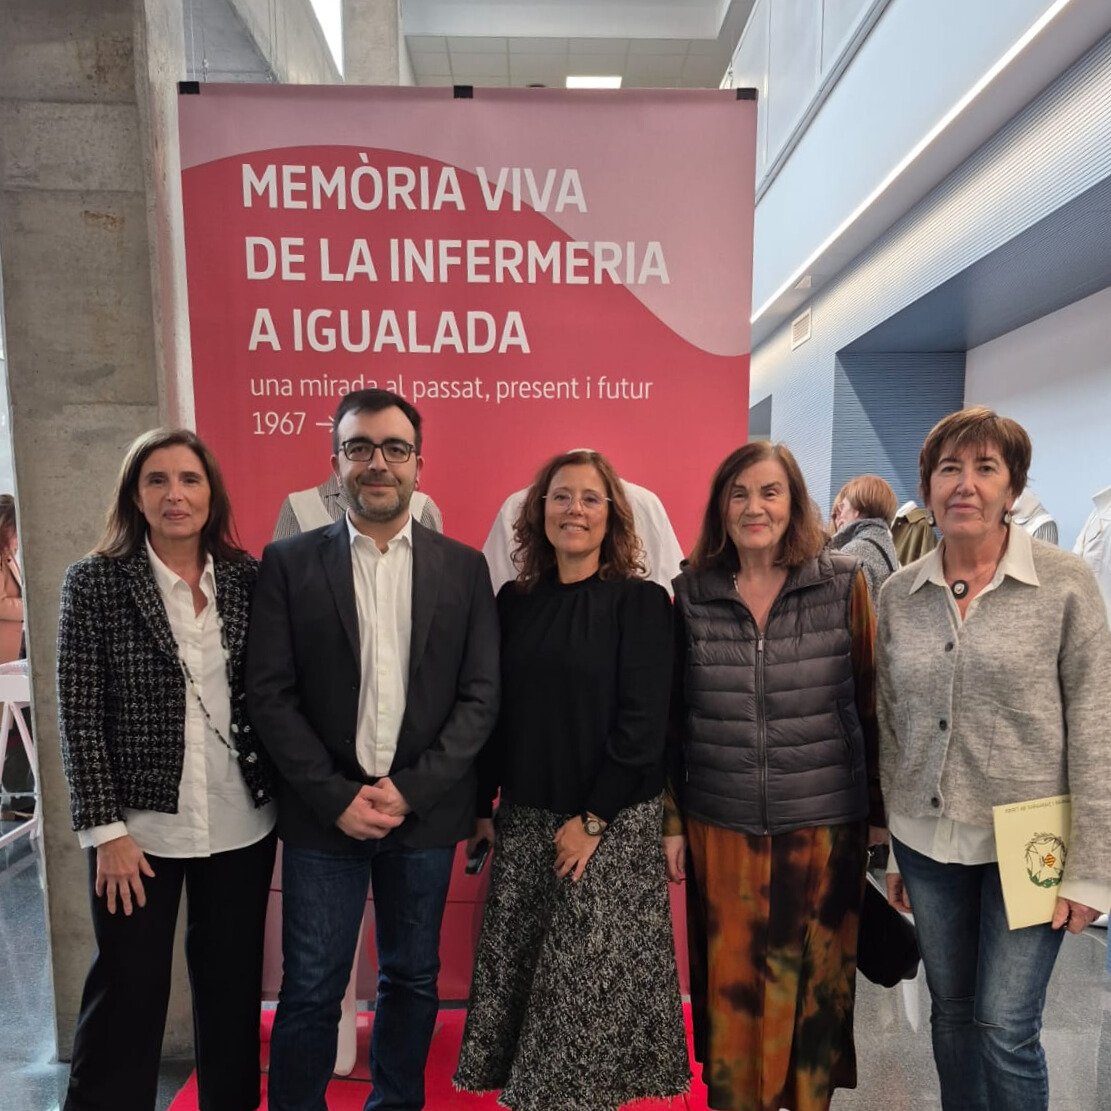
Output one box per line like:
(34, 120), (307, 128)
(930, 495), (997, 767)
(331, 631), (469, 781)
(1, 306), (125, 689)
(791, 307), (812, 350)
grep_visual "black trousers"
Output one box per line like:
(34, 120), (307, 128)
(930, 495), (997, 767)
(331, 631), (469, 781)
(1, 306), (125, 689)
(63, 830), (277, 1111)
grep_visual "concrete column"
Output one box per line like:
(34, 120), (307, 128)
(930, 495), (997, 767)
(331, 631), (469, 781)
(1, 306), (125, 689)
(343, 0), (407, 84)
(0, 0), (193, 1056)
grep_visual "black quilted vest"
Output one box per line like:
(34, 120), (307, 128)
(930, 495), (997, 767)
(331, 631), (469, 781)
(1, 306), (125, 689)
(673, 551), (867, 835)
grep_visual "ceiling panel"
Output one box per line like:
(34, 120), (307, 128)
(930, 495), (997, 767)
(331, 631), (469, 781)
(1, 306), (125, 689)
(449, 52), (510, 78)
(406, 34), (447, 50)
(402, 0), (754, 89)
(409, 50), (451, 75)
(447, 35), (509, 53)
(511, 37), (571, 54)
(566, 53), (629, 75)
(568, 37), (632, 54)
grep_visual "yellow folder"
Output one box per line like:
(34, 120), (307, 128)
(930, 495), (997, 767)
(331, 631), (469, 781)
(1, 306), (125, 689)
(991, 794), (1071, 930)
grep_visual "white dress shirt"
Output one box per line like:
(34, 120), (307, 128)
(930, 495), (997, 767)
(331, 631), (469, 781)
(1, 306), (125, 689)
(482, 478), (684, 594)
(887, 536), (1111, 912)
(1073, 485), (1111, 625)
(348, 513), (413, 776)
(79, 540), (276, 856)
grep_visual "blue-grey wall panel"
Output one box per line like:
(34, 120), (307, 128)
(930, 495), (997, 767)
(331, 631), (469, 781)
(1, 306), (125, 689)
(831, 352), (965, 507)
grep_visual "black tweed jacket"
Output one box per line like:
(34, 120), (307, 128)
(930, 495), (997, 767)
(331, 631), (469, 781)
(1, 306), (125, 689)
(57, 549), (273, 831)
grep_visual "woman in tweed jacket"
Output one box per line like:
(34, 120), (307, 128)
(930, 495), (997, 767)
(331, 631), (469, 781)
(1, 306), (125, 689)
(58, 428), (275, 1111)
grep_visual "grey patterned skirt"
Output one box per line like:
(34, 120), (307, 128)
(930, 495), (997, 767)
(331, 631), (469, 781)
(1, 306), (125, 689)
(454, 796), (690, 1110)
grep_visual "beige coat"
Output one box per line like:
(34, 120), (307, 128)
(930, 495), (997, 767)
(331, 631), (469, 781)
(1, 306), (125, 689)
(0, 554), (23, 663)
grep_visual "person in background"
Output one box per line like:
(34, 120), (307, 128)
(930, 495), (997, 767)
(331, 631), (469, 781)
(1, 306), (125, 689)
(878, 406), (1111, 1111)
(0, 492), (32, 820)
(829, 474), (899, 604)
(0, 494), (22, 663)
(455, 449), (688, 1110)
(57, 429), (275, 1111)
(665, 441), (882, 1111)
(891, 500), (938, 565)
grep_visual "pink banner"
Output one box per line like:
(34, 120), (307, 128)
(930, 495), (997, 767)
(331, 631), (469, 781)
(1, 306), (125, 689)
(178, 85), (756, 555)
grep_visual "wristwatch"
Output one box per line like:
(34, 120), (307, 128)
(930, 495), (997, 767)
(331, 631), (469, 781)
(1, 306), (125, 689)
(580, 812), (607, 837)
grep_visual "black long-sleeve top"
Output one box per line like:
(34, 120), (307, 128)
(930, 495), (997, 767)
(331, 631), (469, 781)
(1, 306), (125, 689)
(477, 572), (673, 822)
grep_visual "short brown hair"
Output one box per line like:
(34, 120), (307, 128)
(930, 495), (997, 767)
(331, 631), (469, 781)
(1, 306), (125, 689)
(95, 428), (248, 561)
(835, 474), (898, 523)
(511, 450), (645, 589)
(918, 406), (1030, 502)
(688, 442), (826, 571)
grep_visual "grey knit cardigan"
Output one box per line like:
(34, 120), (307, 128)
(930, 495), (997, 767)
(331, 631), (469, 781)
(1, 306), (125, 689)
(876, 527), (1111, 892)
(57, 549), (273, 831)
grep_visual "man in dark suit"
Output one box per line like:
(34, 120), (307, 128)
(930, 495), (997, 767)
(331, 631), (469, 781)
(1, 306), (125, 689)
(246, 389), (499, 1111)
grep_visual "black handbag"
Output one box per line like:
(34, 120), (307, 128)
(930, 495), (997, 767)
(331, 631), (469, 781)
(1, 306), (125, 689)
(857, 875), (921, 987)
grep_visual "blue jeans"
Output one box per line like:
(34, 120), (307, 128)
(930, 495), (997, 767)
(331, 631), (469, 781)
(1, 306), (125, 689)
(893, 838), (1065, 1111)
(268, 840), (455, 1111)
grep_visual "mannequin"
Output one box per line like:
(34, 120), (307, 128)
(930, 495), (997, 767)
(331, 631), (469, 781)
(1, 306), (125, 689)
(1011, 487), (1058, 544)
(483, 474), (683, 595)
(1073, 485), (1111, 625)
(890, 500), (937, 566)
(273, 473), (443, 538)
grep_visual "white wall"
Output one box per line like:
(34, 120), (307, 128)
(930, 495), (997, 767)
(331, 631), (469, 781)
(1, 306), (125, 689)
(965, 285), (1111, 547)
(743, 0), (1059, 312)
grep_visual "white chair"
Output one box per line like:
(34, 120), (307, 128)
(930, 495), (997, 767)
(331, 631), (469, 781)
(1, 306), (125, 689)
(0, 664), (40, 851)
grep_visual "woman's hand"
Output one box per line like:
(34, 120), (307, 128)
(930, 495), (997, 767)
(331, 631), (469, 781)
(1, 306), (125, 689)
(467, 817), (496, 855)
(95, 834), (155, 916)
(553, 816), (602, 882)
(662, 834), (686, 883)
(1051, 896), (1101, 934)
(886, 872), (912, 913)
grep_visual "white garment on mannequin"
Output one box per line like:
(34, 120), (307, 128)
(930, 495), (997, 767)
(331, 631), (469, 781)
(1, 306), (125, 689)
(1073, 485), (1111, 625)
(482, 479), (684, 595)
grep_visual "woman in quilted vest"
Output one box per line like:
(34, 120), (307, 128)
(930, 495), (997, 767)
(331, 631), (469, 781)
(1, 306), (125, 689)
(57, 428), (276, 1111)
(664, 440), (884, 1111)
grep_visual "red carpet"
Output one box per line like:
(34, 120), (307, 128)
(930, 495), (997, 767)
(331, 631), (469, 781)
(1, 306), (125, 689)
(168, 1006), (710, 1109)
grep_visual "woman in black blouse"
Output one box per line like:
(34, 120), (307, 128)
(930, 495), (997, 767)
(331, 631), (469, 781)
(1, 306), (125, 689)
(454, 449), (689, 1110)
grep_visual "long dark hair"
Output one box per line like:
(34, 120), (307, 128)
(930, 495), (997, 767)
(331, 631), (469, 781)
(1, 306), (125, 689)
(0, 494), (16, 553)
(95, 428), (248, 561)
(511, 450), (645, 589)
(688, 441), (825, 571)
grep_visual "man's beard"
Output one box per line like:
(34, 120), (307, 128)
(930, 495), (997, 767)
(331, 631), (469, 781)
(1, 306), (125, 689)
(347, 475), (411, 523)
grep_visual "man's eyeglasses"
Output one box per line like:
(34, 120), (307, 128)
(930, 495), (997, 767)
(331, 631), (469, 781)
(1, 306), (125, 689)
(339, 438), (416, 464)
(544, 491), (610, 512)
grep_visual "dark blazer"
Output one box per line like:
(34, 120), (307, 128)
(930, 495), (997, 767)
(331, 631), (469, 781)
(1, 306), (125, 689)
(245, 517), (499, 851)
(57, 550), (272, 831)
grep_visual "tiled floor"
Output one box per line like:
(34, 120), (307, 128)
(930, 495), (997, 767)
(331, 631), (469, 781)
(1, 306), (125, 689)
(3, 827), (1108, 1110)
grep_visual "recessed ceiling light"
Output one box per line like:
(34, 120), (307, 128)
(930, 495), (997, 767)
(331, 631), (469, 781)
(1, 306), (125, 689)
(566, 76), (622, 89)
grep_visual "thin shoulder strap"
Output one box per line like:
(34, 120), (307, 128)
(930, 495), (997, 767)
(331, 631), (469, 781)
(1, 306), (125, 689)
(860, 536), (896, 572)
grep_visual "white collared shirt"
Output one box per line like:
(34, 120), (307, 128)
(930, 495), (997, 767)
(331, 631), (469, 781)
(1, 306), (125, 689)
(347, 512), (413, 776)
(888, 528), (1111, 912)
(78, 540), (276, 856)
(1073, 485), (1111, 626)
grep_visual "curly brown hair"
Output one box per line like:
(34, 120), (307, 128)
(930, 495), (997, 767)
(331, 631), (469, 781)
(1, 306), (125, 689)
(511, 450), (645, 589)
(688, 441), (826, 571)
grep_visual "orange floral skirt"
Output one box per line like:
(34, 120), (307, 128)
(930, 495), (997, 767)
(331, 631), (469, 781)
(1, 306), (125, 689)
(685, 818), (867, 1111)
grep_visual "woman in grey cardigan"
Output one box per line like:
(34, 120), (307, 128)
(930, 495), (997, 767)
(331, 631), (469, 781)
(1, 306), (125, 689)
(58, 428), (275, 1111)
(877, 407), (1111, 1111)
